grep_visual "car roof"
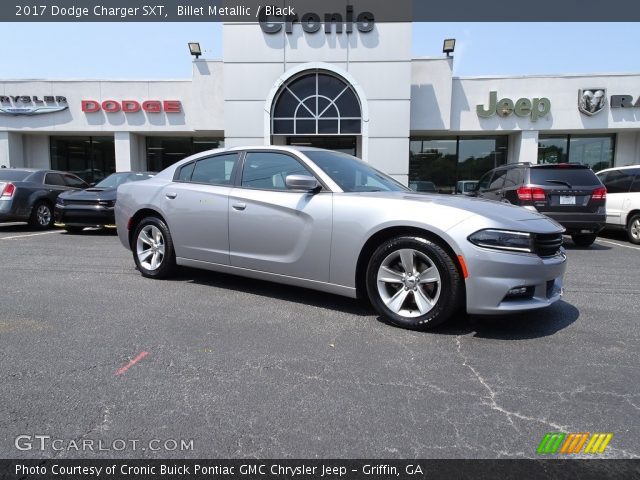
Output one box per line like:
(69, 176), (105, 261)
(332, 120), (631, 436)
(597, 165), (640, 174)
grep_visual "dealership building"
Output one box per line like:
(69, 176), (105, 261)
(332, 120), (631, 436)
(1, 22), (640, 189)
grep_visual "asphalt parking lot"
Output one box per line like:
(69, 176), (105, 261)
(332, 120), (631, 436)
(0, 224), (638, 459)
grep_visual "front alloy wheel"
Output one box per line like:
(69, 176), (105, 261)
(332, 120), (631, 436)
(133, 217), (176, 279)
(366, 236), (463, 330)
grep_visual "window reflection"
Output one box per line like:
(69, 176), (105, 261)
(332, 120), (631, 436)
(538, 134), (614, 171)
(146, 137), (224, 172)
(409, 136), (508, 194)
(50, 136), (115, 184)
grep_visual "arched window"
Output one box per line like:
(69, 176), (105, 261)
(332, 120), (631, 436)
(272, 71), (362, 135)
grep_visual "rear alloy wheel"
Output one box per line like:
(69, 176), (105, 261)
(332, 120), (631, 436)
(29, 201), (53, 229)
(133, 217), (177, 279)
(627, 214), (640, 245)
(366, 236), (462, 330)
(571, 233), (597, 248)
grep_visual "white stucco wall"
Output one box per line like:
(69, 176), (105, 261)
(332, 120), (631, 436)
(222, 22), (413, 183)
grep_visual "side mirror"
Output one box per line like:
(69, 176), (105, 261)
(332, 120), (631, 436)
(285, 174), (321, 192)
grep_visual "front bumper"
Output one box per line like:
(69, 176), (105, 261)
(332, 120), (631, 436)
(54, 204), (116, 228)
(463, 246), (567, 315)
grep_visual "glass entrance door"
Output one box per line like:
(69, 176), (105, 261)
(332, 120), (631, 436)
(286, 136), (357, 156)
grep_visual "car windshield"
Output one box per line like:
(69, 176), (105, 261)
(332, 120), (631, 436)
(0, 170), (32, 181)
(304, 150), (409, 193)
(95, 172), (153, 188)
(530, 167), (600, 186)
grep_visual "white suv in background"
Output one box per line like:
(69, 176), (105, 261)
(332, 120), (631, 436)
(596, 165), (640, 244)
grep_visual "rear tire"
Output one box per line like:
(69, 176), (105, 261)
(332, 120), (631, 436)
(29, 201), (53, 229)
(627, 214), (640, 245)
(132, 217), (177, 279)
(571, 233), (597, 247)
(365, 236), (463, 330)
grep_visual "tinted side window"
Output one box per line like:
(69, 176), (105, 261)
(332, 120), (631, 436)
(504, 168), (523, 188)
(602, 169), (634, 194)
(63, 174), (87, 188)
(476, 171), (494, 192)
(630, 171), (640, 193)
(190, 154), (238, 185)
(488, 169), (508, 190)
(241, 152), (311, 191)
(45, 173), (66, 186)
(177, 162), (195, 181)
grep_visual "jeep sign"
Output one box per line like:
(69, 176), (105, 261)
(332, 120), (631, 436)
(477, 91), (551, 122)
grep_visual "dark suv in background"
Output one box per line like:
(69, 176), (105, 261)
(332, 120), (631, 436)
(473, 163), (606, 247)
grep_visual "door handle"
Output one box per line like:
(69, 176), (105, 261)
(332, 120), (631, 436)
(232, 202), (247, 211)
(165, 192), (177, 199)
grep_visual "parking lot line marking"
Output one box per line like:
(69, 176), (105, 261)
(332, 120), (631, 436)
(115, 351), (149, 376)
(0, 231), (61, 240)
(597, 239), (640, 251)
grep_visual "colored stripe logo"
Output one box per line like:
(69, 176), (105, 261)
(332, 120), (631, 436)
(537, 432), (613, 454)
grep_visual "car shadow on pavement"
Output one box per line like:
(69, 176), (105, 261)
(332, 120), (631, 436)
(181, 266), (580, 338)
(562, 240), (611, 251)
(0, 223), (33, 233)
(429, 300), (580, 340)
(598, 230), (631, 242)
(61, 227), (117, 236)
(178, 267), (373, 317)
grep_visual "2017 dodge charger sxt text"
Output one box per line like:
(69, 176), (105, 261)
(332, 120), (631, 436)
(115, 147), (567, 330)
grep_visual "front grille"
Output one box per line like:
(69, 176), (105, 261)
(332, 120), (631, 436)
(533, 233), (563, 257)
(64, 200), (100, 206)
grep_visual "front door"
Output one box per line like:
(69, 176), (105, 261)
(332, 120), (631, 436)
(228, 151), (333, 282)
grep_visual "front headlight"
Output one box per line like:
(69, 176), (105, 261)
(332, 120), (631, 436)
(468, 229), (534, 253)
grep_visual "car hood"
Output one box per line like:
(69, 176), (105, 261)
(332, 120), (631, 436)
(346, 191), (564, 232)
(59, 187), (117, 201)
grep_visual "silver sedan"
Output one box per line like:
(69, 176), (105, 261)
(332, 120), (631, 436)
(115, 146), (567, 330)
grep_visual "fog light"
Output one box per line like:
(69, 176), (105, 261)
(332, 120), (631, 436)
(507, 287), (528, 296)
(504, 286), (534, 301)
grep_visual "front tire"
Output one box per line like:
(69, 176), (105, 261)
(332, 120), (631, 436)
(571, 233), (597, 247)
(132, 217), (177, 279)
(366, 236), (463, 330)
(29, 201), (53, 229)
(627, 214), (640, 245)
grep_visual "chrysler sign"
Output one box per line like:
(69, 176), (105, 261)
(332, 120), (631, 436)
(0, 95), (68, 115)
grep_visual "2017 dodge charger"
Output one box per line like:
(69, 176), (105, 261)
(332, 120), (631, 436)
(115, 147), (567, 330)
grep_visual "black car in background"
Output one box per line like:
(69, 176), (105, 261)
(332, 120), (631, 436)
(54, 172), (155, 233)
(0, 169), (88, 229)
(473, 163), (606, 247)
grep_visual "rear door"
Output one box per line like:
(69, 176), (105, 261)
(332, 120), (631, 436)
(161, 152), (239, 264)
(228, 150), (332, 282)
(529, 166), (604, 215)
